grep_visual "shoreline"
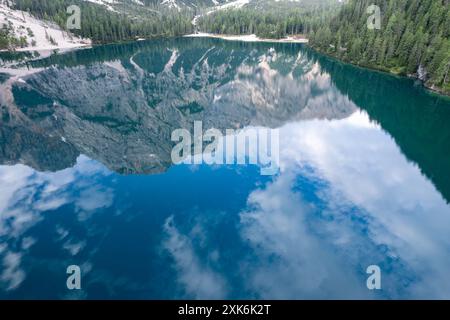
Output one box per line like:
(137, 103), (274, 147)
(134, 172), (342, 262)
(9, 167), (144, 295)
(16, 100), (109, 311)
(0, 44), (92, 62)
(183, 34), (448, 97)
(308, 45), (450, 98)
(184, 33), (309, 44)
(1, 35), (448, 98)
(0, 42), (92, 53)
(0, 43), (92, 58)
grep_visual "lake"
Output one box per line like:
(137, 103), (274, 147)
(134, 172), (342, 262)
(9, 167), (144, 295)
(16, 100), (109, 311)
(1, 37), (450, 299)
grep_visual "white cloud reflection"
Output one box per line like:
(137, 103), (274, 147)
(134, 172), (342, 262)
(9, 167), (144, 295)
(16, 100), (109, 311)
(1, 46), (450, 299)
(162, 216), (228, 299)
(155, 108), (450, 299)
(239, 110), (450, 299)
(0, 155), (113, 292)
(240, 170), (369, 299)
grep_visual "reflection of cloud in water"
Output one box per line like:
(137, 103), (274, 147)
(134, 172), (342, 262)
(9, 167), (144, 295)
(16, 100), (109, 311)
(0, 105), (449, 298)
(162, 216), (228, 299)
(239, 111), (450, 299)
(240, 171), (369, 299)
(0, 156), (113, 291)
(0, 251), (25, 291)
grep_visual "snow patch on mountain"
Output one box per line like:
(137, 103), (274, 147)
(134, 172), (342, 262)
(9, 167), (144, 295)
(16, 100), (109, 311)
(215, 0), (249, 10)
(192, 0), (251, 26)
(161, 0), (181, 11)
(0, 3), (91, 52)
(83, 0), (117, 11)
(83, 0), (145, 12)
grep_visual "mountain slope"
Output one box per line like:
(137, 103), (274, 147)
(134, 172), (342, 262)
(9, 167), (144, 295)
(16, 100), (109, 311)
(10, 0), (194, 44)
(195, 0), (342, 38)
(0, 2), (91, 51)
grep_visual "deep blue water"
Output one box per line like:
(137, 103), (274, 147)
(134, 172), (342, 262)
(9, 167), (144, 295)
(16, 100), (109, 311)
(1, 38), (450, 299)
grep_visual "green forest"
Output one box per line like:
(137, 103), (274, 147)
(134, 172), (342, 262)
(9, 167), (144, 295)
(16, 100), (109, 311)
(195, 1), (340, 38)
(196, 6), (338, 39)
(11, 0), (194, 43)
(310, 0), (450, 94)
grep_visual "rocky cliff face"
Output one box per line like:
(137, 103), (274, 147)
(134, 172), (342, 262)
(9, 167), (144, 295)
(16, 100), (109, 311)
(0, 39), (356, 174)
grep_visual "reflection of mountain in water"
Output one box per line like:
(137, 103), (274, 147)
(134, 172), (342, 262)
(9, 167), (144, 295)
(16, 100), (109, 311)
(0, 38), (356, 174)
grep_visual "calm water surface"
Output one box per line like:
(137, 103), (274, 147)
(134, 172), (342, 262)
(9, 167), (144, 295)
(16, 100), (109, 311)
(1, 38), (450, 299)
